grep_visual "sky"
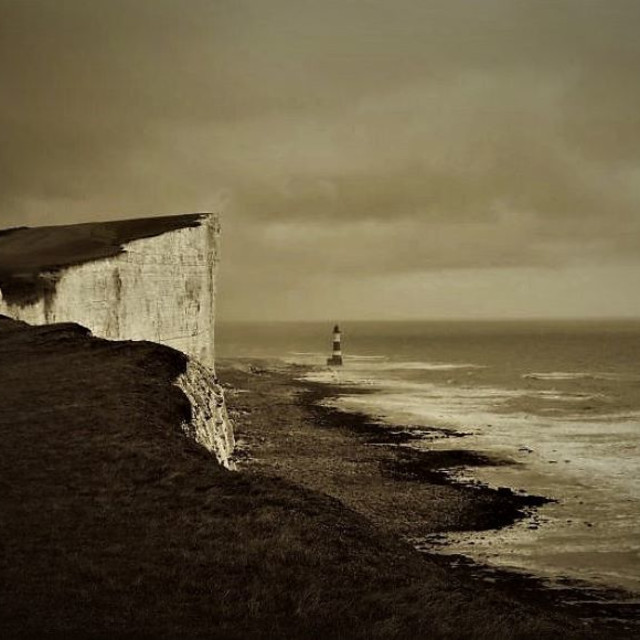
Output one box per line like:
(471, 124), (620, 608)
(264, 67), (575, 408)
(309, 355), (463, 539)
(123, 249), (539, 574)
(1, 0), (639, 321)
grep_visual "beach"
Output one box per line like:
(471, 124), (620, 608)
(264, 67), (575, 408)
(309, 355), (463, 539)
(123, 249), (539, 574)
(219, 356), (640, 634)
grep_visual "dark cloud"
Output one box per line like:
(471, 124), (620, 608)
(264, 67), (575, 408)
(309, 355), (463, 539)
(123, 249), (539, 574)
(1, 0), (639, 318)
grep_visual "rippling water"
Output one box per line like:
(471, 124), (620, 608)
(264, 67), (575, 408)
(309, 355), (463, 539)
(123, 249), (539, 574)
(217, 320), (640, 592)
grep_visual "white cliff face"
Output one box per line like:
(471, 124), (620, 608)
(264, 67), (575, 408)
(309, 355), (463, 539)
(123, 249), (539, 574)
(176, 359), (236, 469)
(0, 213), (235, 466)
(0, 214), (219, 366)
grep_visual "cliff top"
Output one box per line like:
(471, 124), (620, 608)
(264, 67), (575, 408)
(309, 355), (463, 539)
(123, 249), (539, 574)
(0, 212), (214, 306)
(0, 212), (212, 276)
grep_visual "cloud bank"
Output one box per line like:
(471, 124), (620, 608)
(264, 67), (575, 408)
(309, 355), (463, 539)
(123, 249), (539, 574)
(1, 0), (639, 319)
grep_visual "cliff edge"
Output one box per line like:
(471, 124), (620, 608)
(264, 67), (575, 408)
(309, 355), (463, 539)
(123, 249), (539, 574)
(0, 316), (234, 466)
(0, 212), (219, 366)
(0, 212), (234, 464)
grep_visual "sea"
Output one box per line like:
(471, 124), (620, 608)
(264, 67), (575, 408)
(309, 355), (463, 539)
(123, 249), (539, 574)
(217, 320), (640, 594)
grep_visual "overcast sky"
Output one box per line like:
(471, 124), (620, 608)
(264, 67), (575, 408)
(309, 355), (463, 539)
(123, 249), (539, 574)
(1, 0), (639, 320)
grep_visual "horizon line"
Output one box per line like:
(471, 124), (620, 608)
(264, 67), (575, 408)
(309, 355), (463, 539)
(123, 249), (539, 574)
(217, 316), (640, 324)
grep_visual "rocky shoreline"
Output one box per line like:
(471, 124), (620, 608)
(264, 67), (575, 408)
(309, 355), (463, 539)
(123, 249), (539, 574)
(221, 358), (640, 634)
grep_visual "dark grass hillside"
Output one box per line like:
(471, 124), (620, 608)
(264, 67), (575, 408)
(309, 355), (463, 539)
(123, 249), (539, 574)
(0, 317), (628, 639)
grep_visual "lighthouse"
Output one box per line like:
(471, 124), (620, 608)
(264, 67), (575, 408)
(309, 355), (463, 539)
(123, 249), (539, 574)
(327, 324), (343, 366)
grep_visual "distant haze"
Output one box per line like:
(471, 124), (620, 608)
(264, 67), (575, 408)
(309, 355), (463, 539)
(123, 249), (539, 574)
(1, 0), (639, 320)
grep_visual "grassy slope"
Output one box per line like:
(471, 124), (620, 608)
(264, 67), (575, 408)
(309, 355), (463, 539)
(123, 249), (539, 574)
(0, 317), (622, 639)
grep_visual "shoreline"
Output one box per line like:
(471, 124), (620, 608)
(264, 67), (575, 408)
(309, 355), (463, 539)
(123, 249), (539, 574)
(221, 358), (640, 631)
(303, 375), (640, 620)
(299, 378), (552, 533)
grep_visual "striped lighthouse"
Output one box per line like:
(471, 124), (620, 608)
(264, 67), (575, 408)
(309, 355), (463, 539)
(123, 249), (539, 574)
(327, 324), (343, 366)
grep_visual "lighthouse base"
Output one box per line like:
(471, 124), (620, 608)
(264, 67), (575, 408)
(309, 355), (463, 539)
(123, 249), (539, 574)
(327, 355), (343, 366)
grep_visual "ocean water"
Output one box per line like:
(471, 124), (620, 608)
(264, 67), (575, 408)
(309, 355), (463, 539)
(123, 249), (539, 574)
(217, 320), (640, 593)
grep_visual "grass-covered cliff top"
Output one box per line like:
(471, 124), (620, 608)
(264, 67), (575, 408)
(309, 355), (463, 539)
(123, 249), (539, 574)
(0, 213), (210, 305)
(0, 316), (628, 639)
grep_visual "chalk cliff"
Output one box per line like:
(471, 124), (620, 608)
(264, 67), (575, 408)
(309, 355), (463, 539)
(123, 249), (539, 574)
(0, 213), (234, 466)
